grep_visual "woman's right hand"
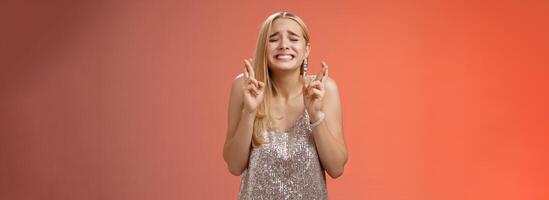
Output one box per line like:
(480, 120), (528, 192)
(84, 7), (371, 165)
(242, 58), (265, 114)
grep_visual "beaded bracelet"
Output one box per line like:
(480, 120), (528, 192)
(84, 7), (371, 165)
(310, 112), (325, 128)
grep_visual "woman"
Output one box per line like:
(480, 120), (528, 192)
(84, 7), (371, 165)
(223, 12), (348, 199)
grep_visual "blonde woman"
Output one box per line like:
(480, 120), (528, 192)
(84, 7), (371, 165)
(223, 12), (348, 199)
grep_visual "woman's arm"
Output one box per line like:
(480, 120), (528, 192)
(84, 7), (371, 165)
(311, 77), (348, 178)
(223, 75), (255, 176)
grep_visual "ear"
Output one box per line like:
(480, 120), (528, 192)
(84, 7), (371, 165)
(305, 43), (311, 58)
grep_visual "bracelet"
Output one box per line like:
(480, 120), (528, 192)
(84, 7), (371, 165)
(310, 112), (325, 128)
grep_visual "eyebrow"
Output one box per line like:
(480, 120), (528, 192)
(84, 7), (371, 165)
(269, 30), (301, 38)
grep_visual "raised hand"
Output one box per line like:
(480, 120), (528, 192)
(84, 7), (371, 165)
(303, 61), (328, 122)
(242, 58), (265, 114)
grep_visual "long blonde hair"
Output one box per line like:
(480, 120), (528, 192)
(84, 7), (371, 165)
(251, 12), (311, 148)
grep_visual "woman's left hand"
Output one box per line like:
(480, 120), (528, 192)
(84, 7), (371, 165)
(303, 62), (329, 122)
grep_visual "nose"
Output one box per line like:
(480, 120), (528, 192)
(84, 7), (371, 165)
(278, 38), (290, 50)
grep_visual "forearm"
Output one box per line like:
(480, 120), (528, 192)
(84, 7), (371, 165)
(223, 110), (256, 175)
(312, 120), (347, 178)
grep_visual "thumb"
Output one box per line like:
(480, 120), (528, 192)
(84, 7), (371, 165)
(258, 81), (265, 90)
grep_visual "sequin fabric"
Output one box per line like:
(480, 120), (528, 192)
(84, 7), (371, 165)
(238, 110), (327, 200)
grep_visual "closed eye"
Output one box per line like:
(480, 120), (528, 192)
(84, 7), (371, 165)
(269, 38), (299, 42)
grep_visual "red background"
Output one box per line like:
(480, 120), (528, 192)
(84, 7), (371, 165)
(1, 0), (548, 199)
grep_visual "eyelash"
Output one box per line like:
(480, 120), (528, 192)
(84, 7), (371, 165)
(269, 38), (299, 42)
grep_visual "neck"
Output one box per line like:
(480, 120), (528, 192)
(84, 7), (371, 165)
(270, 69), (303, 101)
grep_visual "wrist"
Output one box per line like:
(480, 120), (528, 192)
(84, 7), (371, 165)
(308, 110), (324, 122)
(309, 111), (325, 128)
(242, 108), (257, 117)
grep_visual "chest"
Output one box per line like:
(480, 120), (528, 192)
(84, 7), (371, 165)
(270, 97), (305, 132)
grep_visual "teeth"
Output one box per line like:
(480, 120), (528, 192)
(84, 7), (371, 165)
(276, 55), (293, 60)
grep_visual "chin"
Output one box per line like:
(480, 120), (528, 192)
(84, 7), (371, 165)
(269, 61), (299, 72)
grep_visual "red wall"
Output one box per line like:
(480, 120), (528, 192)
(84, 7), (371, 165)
(1, 0), (547, 199)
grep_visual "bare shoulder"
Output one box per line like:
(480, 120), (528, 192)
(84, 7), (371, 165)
(226, 73), (245, 141)
(233, 73), (245, 84)
(324, 77), (339, 92)
(229, 73), (245, 106)
(231, 73), (246, 93)
(322, 77), (340, 99)
(227, 73), (245, 129)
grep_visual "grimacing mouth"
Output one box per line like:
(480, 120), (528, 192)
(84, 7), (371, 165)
(273, 53), (296, 60)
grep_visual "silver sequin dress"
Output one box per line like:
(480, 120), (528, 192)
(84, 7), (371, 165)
(238, 110), (328, 200)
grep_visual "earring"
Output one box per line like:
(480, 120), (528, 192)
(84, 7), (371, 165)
(303, 57), (308, 76)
